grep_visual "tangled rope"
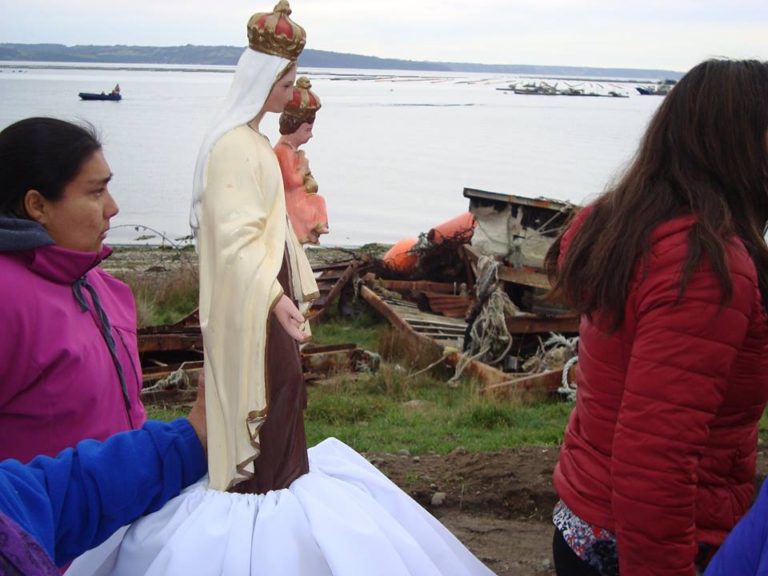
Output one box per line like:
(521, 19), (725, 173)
(142, 363), (194, 393)
(451, 256), (519, 382)
(557, 355), (580, 402)
(521, 332), (579, 402)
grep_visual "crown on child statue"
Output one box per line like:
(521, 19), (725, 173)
(247, 1), (306, 61)
(283, 76), (322, 121)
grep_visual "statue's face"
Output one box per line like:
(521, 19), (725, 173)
(263, 66), (297, 114)
(294, 122), (313, 146)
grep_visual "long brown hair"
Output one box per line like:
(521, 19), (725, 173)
(546, 59), (768, 328)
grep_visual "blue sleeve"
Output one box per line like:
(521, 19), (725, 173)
(705, 478), (768, 575)
(0, 418), (206, 566)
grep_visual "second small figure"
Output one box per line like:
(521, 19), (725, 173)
(274, 76), (330, 245)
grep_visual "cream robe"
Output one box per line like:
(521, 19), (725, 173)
(197, 125), (317, 491)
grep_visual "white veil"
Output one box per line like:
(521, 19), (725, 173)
(190, 47), (291, 234)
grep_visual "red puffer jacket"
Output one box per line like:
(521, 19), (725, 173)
(553, 213), (768, 575)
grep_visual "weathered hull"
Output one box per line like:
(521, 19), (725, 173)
(78, 92), (121, 101)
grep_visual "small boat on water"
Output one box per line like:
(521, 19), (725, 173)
(79, 83), (122, 101)
(635, 79), (676, 96)
(497, 81), (629, 98)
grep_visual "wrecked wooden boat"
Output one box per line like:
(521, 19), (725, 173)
(135, 188), (582, 404)
(364, 188), (580, 400)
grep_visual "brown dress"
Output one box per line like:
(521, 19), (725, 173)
(231, 253), (309, 493)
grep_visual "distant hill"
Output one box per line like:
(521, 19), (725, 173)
(0, 43), (684, 80)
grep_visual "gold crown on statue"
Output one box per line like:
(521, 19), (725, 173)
(283, 76), (321, 121)
(247, 1), (306, 61)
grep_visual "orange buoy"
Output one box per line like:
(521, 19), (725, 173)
(382, 237), (419, 273)
(426, 212), (475, 244)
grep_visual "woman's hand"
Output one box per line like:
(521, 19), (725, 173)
(274, 294), (308, 343)
(187, 371), (207, 458)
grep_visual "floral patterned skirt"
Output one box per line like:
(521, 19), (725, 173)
(553, 500), (618, 576)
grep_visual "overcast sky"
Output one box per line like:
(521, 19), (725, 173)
(1, 0), (766, 71)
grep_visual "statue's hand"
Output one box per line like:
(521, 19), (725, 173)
(273, 294), (308, 343)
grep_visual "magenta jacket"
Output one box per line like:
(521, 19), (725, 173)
(0, 218), (146, 463)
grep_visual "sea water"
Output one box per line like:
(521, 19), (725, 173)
(0, 63), (663, 246)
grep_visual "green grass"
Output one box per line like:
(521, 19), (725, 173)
(760, 411), (768, 445)
(310, 306), (382, 352)
(303, 369), (571, 453)
(141, 307), (573, 453)
(118, 266), (199, 327)
(147, 385), (768, 456)
(145, 405), (188, 421)
(139, 302), (768, 455)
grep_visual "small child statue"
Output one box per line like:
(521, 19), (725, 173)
(274, 76), (329, 244)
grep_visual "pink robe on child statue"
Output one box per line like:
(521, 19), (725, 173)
(274, 141), (329, 245)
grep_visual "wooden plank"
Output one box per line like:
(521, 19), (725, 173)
(415, 332), (465, 340)
(302, 343), (357, 354)
(308, 259), (362, 323)
(361, 285), (511, 388)
(405, 317), (467, 329)
(443, 350), (511, 386)
(383, 299), (420, 309)
(423, 292), (472, 318)
(408, 324), (466, 333)
(360, 285), (443, 355)
(497, 267), (551, 290)
(314, 273), (344, 281)
(138, 333), (202, 354)
(410, 324), (466, 332)
(481, 369), (562, 398)
(463, 244), (551, 290)
(142, 364), (204, 389)
(480, 365), (576, 399)
(378, 279), (464, 295)
(505, 314), (579, 335)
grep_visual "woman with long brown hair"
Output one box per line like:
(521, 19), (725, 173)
(546, 59), (768, 575)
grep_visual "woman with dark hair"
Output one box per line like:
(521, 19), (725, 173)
(0, 117), (146, 463)
(546, 58), (768, 575)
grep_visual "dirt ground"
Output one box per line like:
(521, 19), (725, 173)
(366, 445), (768, 576)
(367, 446), (559, 575)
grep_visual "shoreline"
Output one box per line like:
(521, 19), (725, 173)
(102, 243), (391, 275)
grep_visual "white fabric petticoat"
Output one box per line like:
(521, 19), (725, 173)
(66, 438), (495, 576)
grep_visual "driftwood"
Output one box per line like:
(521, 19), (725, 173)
(480, 362), (578, 400)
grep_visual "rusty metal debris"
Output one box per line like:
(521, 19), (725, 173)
(359, 188), (580, 399)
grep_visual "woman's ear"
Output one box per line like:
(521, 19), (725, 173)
(22, 190), (48, 223)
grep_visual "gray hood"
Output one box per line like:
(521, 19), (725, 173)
(0, 216), (55, 252)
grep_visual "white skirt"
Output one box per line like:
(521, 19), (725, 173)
(66, 438), (495, 576)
